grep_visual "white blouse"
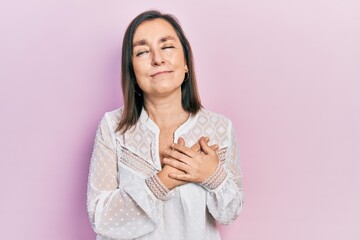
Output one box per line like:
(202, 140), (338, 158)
(87, 107), (244, 240)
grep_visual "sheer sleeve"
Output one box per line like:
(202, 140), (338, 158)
(202, 121), (244, 224)
(86, 114), (170, 239)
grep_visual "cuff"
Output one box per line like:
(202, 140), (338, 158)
(200, 163), (228, 190)
(145, 174), (172, 201)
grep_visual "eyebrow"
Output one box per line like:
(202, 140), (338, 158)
(133, 35), (176, 48)
(159, 35), (176, 43)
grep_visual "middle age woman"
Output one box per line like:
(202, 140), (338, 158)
(87, 10), (244, 240)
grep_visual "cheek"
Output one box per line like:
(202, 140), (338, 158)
(174, 56), (186, 73)
(132, 60), (148, 79)
(132, 60), (141, 74)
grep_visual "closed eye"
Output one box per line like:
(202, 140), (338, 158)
(162, 46), (174, 50)
(135, 50), (149, 57)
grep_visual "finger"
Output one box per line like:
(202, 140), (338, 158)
(199, 137), (216, 155)
(210, 144), (219, 151)
(191, 137), (210, 152)
(171, 143), (197, 158)
(199, 144), (218, 155)
(168, 172), (193, 182)
(190, 142), (201, 152)
(165, 149), (192, 164)
(163, 158), (191, 173)
(177, 137), (185, 146)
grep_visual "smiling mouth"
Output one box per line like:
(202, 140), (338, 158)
(150, 71), (173, 77)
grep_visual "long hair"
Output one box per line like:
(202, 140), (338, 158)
(116, 10), (202, 133)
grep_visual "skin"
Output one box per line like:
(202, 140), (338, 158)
(132, 19), (188, 100)
(132, 18), (219, 190)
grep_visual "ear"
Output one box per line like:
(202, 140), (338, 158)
(185, 65), (188, 72)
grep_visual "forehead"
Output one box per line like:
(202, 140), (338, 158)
(133, 18), (179, 44)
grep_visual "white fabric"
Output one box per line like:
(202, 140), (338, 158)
(87, 107), (244, 240)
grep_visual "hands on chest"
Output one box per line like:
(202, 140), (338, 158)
(157, 137), (220, 190)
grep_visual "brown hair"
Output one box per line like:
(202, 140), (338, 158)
(116, 10), (202, 133)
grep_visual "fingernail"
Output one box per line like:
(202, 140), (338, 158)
(205, 137), (210, 141)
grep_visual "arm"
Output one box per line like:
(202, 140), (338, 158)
(202, 122), (244, 224)
(87, 115), (172, 239)
(164, 122), (244, 224)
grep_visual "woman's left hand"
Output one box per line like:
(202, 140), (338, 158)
(163, 137), (219, 183)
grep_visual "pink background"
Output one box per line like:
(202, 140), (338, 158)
(1, 0), (359, 239)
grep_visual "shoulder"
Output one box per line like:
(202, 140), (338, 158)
(99, 106), (124, 131)
(103, 106), (124, 122)
(196, 108), (233, 127)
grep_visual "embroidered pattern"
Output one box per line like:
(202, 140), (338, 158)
(145, 174), (170, 200)
(122, 121), (155, 164)
(216, 147), (227, 163)
(120, 147), (156, 177)
(182, 110), (230, 149)
(200, 163), (228, 190)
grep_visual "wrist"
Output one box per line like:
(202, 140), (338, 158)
(157, 171), (176, 190)
(145, 173), (171, 200)
(200, 163), (227, 190)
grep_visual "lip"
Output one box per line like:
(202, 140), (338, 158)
(150, 71), (173, 77)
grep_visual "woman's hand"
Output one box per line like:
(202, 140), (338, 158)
(157, 138), (218, 189)
(183, 137), (219, 153)
(157, 164), (186, 190)
(163, 137), (220, 183)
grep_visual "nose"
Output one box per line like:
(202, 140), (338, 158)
(151, 49), (165, 66)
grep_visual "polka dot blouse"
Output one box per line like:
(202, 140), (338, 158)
(87, 107), (244, 240)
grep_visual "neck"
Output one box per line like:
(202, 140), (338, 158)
(144, 91), (189, 128)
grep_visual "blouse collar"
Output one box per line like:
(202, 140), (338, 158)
(139, 107), (198, 140)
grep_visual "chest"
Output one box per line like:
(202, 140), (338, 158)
(158, 127), (176, 166)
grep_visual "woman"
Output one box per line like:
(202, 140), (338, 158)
(87, 10), (244, 240)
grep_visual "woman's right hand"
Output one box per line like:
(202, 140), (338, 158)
(157, 164), (186, 190)
(157, 138), (218, 190)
